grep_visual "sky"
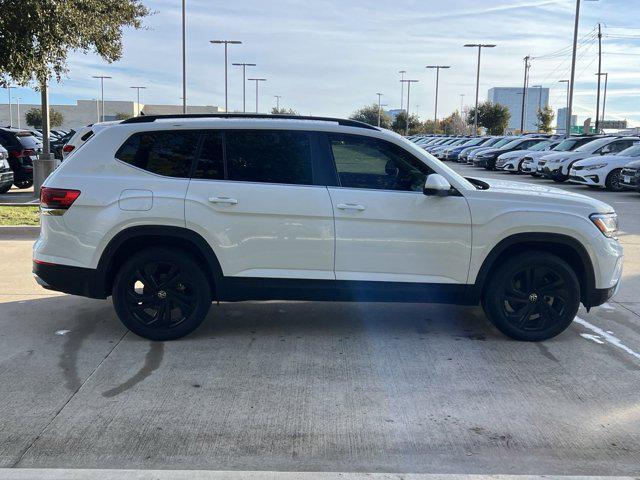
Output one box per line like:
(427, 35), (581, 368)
(6, 0), (640, 125)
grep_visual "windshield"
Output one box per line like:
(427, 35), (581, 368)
(500, 139), (524, 150)
(463, 137), (486, 147)
(552, 138), (581, 151)
(619, 144), (640, 157)
(529, 140), (554, 151)
(574, 137), (611, 153)
(492, 138), (513, 148)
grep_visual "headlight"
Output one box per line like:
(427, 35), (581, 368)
(590, 213), (618, 239)
(584, 163), (607, 170)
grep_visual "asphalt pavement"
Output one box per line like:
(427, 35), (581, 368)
(0, 164), (639, 478)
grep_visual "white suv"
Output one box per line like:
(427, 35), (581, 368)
(33, 114), (623, 342)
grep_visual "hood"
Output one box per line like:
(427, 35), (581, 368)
(497, 150), (524, 161)
(624, 159), (640, 169)
(468, 176), (613, 214)
(540, 151), (583, 162)
(574, 154), (635, 168)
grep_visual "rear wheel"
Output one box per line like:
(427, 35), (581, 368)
(482, 252), (580, 341)
(112, 247), (212, 341)
(0, 184), (11, 194)
(14, 179), (33, 189)
(605, 169), (624, 191)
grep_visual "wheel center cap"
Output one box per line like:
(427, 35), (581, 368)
(529, 293), (539, 302)
(157, 290), (167, 299)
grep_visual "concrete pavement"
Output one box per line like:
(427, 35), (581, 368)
(0, 165), (639, 476)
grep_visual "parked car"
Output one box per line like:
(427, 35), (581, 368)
(620, 159), (640, 193)
(496, 139), (560, 173)
(432, 138), (469, 159)
(0, 127), (42, 189)
(51, 130), (75, 160)
(441, 137), (485, 161)
(473, 137), (545, 170)
(62, 121), (121, 159)
(458, 137), (503, 163)
(523, 136), (602, 176)
(34, 114), (622, 343)
(569, 142), (640, 191)
(0, 144), (14, 194)
(466, 137), (512, 164)
(541, 136), (638, 182)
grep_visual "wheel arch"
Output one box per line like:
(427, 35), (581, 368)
(470, 232), (597, 307)
(95, 225), (224, 298)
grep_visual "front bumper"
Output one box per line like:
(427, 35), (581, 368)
(0, 170), (14, 187)
(620, 168), (639, 191)
(568, 168), (603, 186)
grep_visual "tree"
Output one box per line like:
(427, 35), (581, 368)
(466, 101), (511, 135)
(439, 112), (468, 135)
(392, 111), (422, 135)
(115, 112), (133, 120)
(349, 104), (392, 129)
(536, 106), (555, 133)
(25, 107), (63, 128)
(271, 107), (299, 115)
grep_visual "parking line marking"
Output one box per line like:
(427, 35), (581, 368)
(575, 316), (640, 361)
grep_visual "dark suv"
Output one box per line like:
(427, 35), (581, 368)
(0, 128), (42, 189)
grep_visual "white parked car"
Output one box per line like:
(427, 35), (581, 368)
(540, 136), (638, 182)
(62, 120), (122, 159)
(523, 136), (599, 176)
(496, 139), (559, 173)
(34, 114), (623, 342)
(569, 143), (640, 191)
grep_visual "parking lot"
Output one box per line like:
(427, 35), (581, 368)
(1, 164), (639, 477)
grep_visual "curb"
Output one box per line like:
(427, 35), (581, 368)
(0, 202), (39, 207)
(0, 225), (40, 238)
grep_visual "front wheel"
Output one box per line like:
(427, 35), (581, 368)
(112, 247), (212, 341)
(605, 169), (624, 191)
(482, 252), (580, 341)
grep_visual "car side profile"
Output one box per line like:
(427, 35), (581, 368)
(34, 115), (623, 342)
(569, 143), (640, 191)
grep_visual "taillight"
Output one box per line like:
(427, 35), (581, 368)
(62, 144), (75, 153)
(23, 148), (36, 156)
(10, 150), (24, 158)
(40, 187), (81, 210)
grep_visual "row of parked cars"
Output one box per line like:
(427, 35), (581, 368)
(0, 127), (75, 192)
(408, 133), (640, 193)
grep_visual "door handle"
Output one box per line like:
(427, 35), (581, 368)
(336, 203), (366, 211)
(208, 196), (238, 205)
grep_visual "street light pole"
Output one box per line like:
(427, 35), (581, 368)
(232, 62), (256, 113)
(15, 97), (21, 129)
(426, 65), (450, 129)
(398, 70), (406, 111)
(532, 85), (543, 132)
(92, 75), (112, 122)
(464, 43), (496, 136)
(211, 40), (242, 112)
(130, 86), (147, 116)
(400, 79), (419, 136)
(376, 92), (383, 127)
(598, 72), (609, 127)
(182, 0), (187, 114)
(247, 78), (266, 113)
(6, 86), (15, 128)
(274, 95), (282, 110)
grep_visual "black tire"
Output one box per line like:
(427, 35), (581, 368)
(552, 175), (567, 183)
(605, 169), (624, 192)
(14, 179), (33, 189)
(0, 184), (11, 194)
(112, 247), (212, 341)
(482, 251), (580, 341)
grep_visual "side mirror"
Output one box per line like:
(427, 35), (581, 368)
(423, 173), (452, 196)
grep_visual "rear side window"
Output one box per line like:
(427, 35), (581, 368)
(116, 131), (199, 178)
(193, 131), (224, 180)
(225, 130), (313, 185)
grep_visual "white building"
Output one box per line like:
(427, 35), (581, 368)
(0, 100), (221, 130)
(556, 107), (578, 135)
(487, 87), (550, 133)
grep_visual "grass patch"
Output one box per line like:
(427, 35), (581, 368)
(0, 206), (40, 226)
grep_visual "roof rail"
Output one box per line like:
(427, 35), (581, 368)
(120, 113), (379, 130)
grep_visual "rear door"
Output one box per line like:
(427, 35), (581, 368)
(185, 129), (335, 280)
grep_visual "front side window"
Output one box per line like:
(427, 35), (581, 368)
(330, 134), (432, 192)
(116, 131), (199, 178)
(225, 130), (313, 185)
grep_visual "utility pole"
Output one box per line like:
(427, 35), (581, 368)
(210, 39), (242, 112)
(567, 0), (582, 138)
(376, 92), (383, 127)
(559, 79), (570, 134)
(596, 72), (609, 127)
(182, 0), (187, 114)
(274, 95), (282, 110)
(520, 56), (531, 133)
(459, 94), (465, 115)
(400, 79), (419, 136)
(595, 22), (602, 133)
(464, 43), (496, 136)
(247, 78), (266, 113)
(426, 65), (450, 130)
(130, 86), (147, 116)
(398, 70), (407, 111)
(232, 62), (256, 113)
(15, 97), (20, 129)
(532, 85), (543, 132)
(92, 75), (111, 122)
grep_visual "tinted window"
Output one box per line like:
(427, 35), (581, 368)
(225, 130), (313, 185)
(116, 131), (198, 177)
(330, 134), (432, 192)
(193, 131), (224, 180)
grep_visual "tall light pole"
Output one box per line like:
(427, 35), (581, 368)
(532, 85), (543, 132)
(426, 65), (450, 128)
(182, 0), (186, 114)
(376, 92), (383, 127)
(232, 62), (256, 113)
(6, 86), (16, 128)
(247, 78), (266, 113)
(274, 95), (282, 111)
(210, 39), (242, 113)
(459, 94), (465, 114)
(15, 97), (21, 129)
(398, 70), (407, 111)
(464, 43), (496, 136)
(130, 86), (147, 116)
(596, 72), (608, 129)
(559, 79), (570, 134)
(92, 75), (111, 122)
(400, 79), (419, 136)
